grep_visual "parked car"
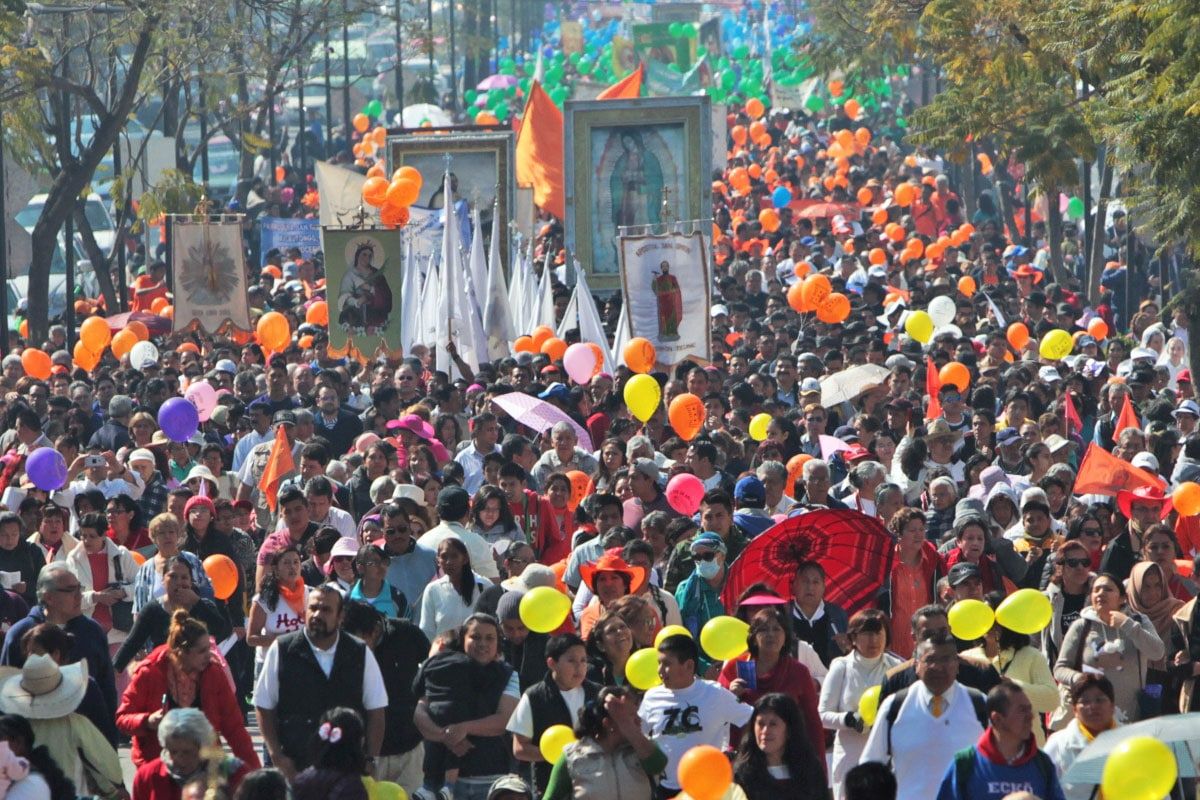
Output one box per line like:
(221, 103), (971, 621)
(16, 193), (117, 257)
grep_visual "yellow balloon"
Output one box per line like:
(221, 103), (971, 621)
(1039, 329), (1073, 360)
(539, 724), (578, 763)
(748, 413), (772, 442)
(904, 310), (933, 343)
(626, 647), (662, 690)
(699, 615), (750, 662)
(624, 373), (662, 423)
(948, 599), (995, 641)
(1102, 736), (1177, 800)
(995, 588), (1053, 635)
(857, 684), (882, 727)
(518, 586), (571, 633)
(655, 625), (693, 647)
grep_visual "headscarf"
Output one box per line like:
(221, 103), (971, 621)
(1126, 561), (1183, 643)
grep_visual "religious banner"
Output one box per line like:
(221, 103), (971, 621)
(321, 226), (404, 360)
(560, 20), (584, 54)
(619, 229), (711, 366)
(258, 216), (321, 260)
(170, 217), (251, 333)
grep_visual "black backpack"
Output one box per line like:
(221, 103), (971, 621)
(884, 685), (989, 758)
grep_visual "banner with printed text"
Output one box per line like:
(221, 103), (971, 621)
(619, 230), (711, 366)
(170, 219), (250, 333)
(259, 216), (321, 260)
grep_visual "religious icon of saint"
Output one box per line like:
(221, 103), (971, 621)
(337, 240), (393, 335)
(651, 260), (683, 341)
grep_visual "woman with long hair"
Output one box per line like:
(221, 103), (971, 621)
(585, 609), (634, 686)
(247, 546), (308, 665)
(117, 610), (259, 770)
(594, 438), (628, 493)
(818, 609), (901, 796)
(292, 707), (368, 800)
(733, 693), (828, 800)
(418, 538), (488, 641)
(541, 686), (665, 800)
(105, 493), (151, 550)
(347, 544), (406, 618)
(0, 714), (76, 800)
(347, 443), (391, 520)
(470, 485), (523, 547)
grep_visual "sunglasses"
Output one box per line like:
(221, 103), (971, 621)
(693, 551), (720, 562)
(1062, 557), (1091, 569)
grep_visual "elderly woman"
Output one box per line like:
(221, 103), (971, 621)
(117, 610), (259, 770)
(132, 513), (213, 613)
(132, 708), (253, 800)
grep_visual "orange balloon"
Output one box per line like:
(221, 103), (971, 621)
(130, 550), (147, 566)
(386, 178), (419, 208)
(731, 125), (747, 145)
(256, 311), (291, 351)
(894, 183), (916, 207)
(748, 163), (763, 180)
(393, 165), (423, 190)
(624, 337), (657, 373)
(73, 341), (100, 372)
(203, 554), (239, 600)
(668, 393), (705, 441)
(150, 297), (169, 314)
(872, 207), (889, 226)
(513, 335), (536, 354)
(829, 80), (844, 97)
(371, 126), (386, 147)
(21, 348), (51, 380)
(745, 98), (765, 118)
(541, 336), (568, 361)
(531, 325), (554, 351)
(843, 239), (855, 254)
(306, 301), (329, 326)
(298, 334), (314, 349)
(1173, 482), (1200, 517)
(366, 163), (386, 179)
(855, 127), (872, 146)
(1007, 322), (1030, 350)
(857, 187), (873, 206)
(380, 204), (410, 228)
(565, 470), (593, 513)
(161, 305), (174, 321)
(352, 113), (370, 133)
(835, 129), (854, 151)
(793, 261), (812, 278)
(748, 121), (767, 141)
(958, 276), (976, 297)
(758, 208), (781, 233)
(844, 98), (861, 119)
(816, 292), (851, 324)
(939, 362), (970, 392)
(801, 273), (832, 310)
(959, 223), (976, 236)
(906, 238), (924, 258)
(679, 745), (733, 800)
(785, 453), (814, 498)
(127, 321), (150, 342)
(18, 320), (28, 339)
(80, 316), (111, 352)
(111, 329), (137, 359)
(869, 248), (887, 266)
(1088, 317), (1109, 340)
(787, 282), (806, 313)
(362, 176), (390, 207)
(888, 225), (906, 242)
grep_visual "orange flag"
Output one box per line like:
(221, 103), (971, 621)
(925, 357), (942, 420)
(1074, 443), (1165, 496)
(1115, 393), (1141, 437)
(515, 81), (565, 219)
(258, 425), (296, 513)
(597, 64), (643, 100)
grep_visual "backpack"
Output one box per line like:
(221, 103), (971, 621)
(951, 746), (1057, 800)
(885, 685), (989, 758)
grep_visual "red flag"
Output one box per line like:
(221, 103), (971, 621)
(1115, 393), (1141, 437)
(258, 425), (296, 513)
(925, 357), (942, 420)
(597, 64), (643, 100)
(1074, 443), (1165, 496)
(1063, 392), (1082, 435)
(514, 81), (565, 219)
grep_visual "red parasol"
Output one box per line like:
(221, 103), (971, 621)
(795, 202), (861, 220)
(721, 509), (894, 614)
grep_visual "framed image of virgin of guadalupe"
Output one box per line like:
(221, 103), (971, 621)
(321, 226), (403, 361)
(564, 95), (711, 292)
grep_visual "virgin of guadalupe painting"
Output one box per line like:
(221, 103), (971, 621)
(610, 131), (664, 231)
(337, 237), (393, 335)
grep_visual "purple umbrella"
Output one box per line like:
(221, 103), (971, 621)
(477, 74), (519, 90)
(492, 393), (593, 451)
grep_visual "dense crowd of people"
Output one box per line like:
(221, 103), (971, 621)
(0, 18), (1197, 800)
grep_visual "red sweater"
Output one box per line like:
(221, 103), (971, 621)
(116, 644), (260, 769)
(718, 655), (827, 779)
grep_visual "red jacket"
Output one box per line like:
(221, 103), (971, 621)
(132, 756), (251, 800)
(116, 644), (260, 769)
(944, 548), (1004, 596)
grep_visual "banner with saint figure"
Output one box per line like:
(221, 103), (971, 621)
(618, 230), (711, 366)
(321, 226), (404, 360)
(170, 219), (251, 333)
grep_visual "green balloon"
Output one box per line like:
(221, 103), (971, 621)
(545, 65), (564, 86)
(569, 52), (581, 66)
(668, 22), (684, 38)
(578, 58), (593, 75)
(550, 86), (569, 105)
(732, 44), (749, 60)
(364, 99), (383, 118)
(519, 78), (531, 95)
(1067, 196), (1085, 220)
(896, 117), (908, 128)
(720, 71), (736, 91)
(740, 76), (762, 94)
(464, 89), (478, 105)
(683, 24), (697, 39)
(500, 57), (515, 70)
(805, 95), (825, 112)
(499, 63), (516, 76)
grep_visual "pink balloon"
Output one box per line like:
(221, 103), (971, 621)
(666, 473), (706, 516)
(562, 342), (598, 384)
(184, 380), (218, 423)
(280, 187), (295, 204)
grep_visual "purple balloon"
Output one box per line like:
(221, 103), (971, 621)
(158, 397), (200, 443)
(26, 447), (67, 491)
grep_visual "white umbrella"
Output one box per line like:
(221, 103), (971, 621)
(396, 104), (452, 128)
(1063, 712), (1200, 785)
(819, 364), (891, 407)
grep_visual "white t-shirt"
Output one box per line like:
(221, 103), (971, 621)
(251, 592), (307, 663)
(506, 684), (587, 739)
(252, 631), (388, 711)
(639, 679), (752, 790)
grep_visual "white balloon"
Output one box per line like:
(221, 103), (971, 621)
(928, 295), (957, 327)
(129, 340), (160, 371)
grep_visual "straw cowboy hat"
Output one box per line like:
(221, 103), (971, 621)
(0, 655), (88, 720)
(924, 418), (962, 444)
(580, 549), (647, 595)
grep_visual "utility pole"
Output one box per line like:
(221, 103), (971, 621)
(341, 0), (352, 136)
